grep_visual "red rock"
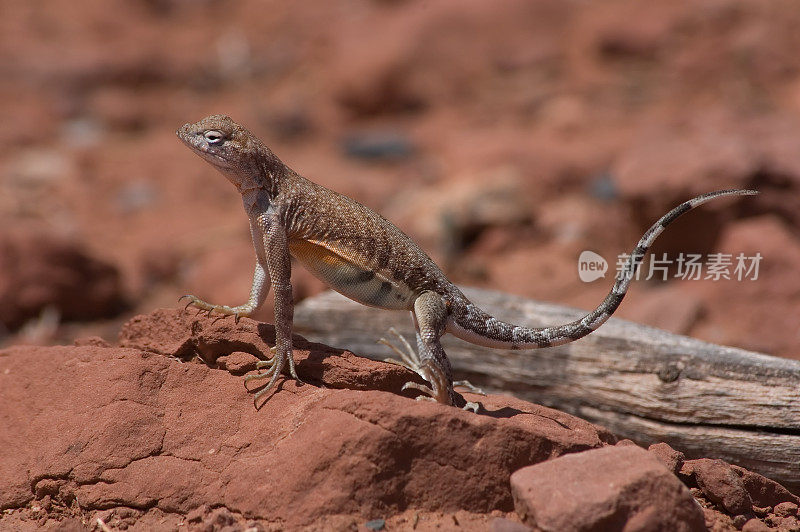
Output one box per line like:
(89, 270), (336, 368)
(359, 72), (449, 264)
(730, 465), (800, 508)
(510, 445), (705, 531)
(491, 517), (533, 532)
(775, 502), (799, 517)
(779, 515), (800, 530)
(0, 226), (125, 330)
(702, 507), (736, 531)
(215, 351), (259, 373)
(73, 336), (112, 348)
(685, 458), (753, 515)
(185, 505), (206, 523)
(752, 506), (772, 517)
(118, 308), (422, 392)
(741, 518), (771, 532)
(1, 309), (612, 528)
(648, 442), (685, 475)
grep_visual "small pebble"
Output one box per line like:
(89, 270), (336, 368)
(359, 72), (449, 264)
(741, 518), (770, 532)
(365, 518), (386, 531)
(186, 505), (206, 523)
(775, 501), (799, 517)
(647, 442), (685, 474)
(491, 517), (533, 531)
(780, 516), (799, 529)
(218, 351), (259, 373)
(752, 506), (771, 517)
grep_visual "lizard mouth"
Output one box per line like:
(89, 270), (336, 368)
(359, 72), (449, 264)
(199, 149), (233, 168)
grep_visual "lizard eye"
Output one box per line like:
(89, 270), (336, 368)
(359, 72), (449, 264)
(204, 130), (225, 144)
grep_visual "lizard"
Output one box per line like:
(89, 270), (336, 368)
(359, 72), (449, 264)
(176, 114), (757, 411)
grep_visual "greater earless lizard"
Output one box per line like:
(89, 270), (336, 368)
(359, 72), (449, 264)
(177, 115), (756, 410)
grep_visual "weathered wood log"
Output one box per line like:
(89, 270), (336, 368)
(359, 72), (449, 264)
(294, 288), (800, 492)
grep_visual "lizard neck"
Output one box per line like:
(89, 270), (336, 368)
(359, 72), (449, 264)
(254, 147), (286, 198)
(222, 142), (288, 199)
(238, 149), (295, 219)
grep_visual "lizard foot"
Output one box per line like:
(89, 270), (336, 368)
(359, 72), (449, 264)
(453, 380), (486, 396)
(378, 327), (445, 402)
(244, 346), (303, 407)
(179, 295), (251, 323)
(379, 327), (480, 412)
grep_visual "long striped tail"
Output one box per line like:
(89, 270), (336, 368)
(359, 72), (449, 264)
(447, 189), (758, 349)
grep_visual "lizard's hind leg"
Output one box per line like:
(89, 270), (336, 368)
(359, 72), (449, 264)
(379, 328), (486, 397)
(380, 291), (480, 412)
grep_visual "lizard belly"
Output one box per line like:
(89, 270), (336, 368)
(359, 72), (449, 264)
(289, 239), (415, 310)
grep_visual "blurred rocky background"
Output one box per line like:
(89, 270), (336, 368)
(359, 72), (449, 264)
(1, 0), (797, 358)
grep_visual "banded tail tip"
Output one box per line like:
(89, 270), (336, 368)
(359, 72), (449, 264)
(707, 188), (759, 197)
(693, 188), (758, 204)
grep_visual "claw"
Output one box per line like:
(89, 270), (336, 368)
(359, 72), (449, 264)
(381, 328), (457, 406)
(378, 327), (422, 372)
(179, 295), (196, 312)
(463, 401), (481, 413)
(286, 351), (303, 385)
(453, 380), (486, 396)
(243, 345), (292, 408)
(401, 381), (435, 397)
(255, 358), (276, 369)
(414, 395), (437, 403)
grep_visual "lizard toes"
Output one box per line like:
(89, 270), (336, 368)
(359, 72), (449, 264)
(179, 294), (198, 311)
(462, 401), (481, 413)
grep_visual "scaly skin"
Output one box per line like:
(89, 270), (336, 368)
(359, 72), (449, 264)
(176, 114), (757, 410)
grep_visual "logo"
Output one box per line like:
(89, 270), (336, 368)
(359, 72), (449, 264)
(578, 250), (608, 282)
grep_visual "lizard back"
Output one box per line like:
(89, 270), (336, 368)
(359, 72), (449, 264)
(278, 175), (454, 310)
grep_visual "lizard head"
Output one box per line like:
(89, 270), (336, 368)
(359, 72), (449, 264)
(177, 115), (280, 193)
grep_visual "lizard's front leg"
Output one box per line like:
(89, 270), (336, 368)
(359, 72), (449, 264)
(181, 219), (270, 321)
(181, 262), (270, 321)
(244, 216), (301, 407)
